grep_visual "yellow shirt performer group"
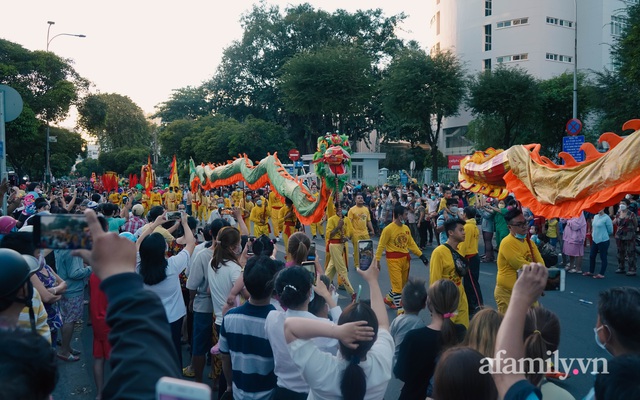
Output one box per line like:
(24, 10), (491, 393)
(325, 203), (355, 299)
(348, 194), (374, 269)
(495, 208), (544, 314)
(429, 218), (470, 328)
(375, 203), (428, 314)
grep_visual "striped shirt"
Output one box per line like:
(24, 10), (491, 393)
(219, 302), (276, 400)
(18, 289), (51, 343)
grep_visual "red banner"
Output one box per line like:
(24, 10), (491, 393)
(447, 155), (466, 170)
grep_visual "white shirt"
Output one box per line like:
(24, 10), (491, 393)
(265, 308), (341, 393)
(288, 328), (394, 400)
(144, 249), (190, 323)
(186, 247), (214, 313)
(208, 259), (242, 325)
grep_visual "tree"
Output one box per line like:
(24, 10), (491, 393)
(227, 116), (295, 160)
(98, 147), (150, 176)
(380, 49), (466, 181)
(77, 93), (151, 151)
(74, 158), (103, 178)
(152, 86), (212, 124)
(467, 65), (539, 149)
(279, 45), (375, 151)
(49, 126), (86, 178)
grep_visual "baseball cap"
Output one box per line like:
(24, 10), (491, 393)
(87, 201), (99, 209)
(132, 204), (145, 216)
(80, 199), (90, 207)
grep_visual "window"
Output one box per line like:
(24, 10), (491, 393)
(547, 16), (574, 28)
(444, 126), (472, 148)
(545, 53), (572, 63)
(485, 0), (492, 16)
(497, 17), (529, 29)
(436, 11), (441, 35)
(497, 53), (528, 63)
(430, 42), (441, 55)
(611, 15), (626, 36)
(484, 24), (492, 51)
(351, 164), (363, 180)
(483, 58), (491, 71)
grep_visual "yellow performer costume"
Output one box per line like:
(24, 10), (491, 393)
(165, 190), (178, 211)
(192, 190), (201, 220)
(495, 234), (544, 314)
(150, 191), (162, 207)
(231, 189), (243, 207)
(348, 204), (372, 268)
(375, 222), (423, 313)
(325, 214), (354, 296)
(250, 201), (270, 237)
(280, 204), (298, 250)
(141, 193), (150, 214)
(310, 192), (325, 238)
(109, 191), (121, 205)
(268, 191), (284, 238)
(430, 244), (470, 328)
(242, 196), (254, 229)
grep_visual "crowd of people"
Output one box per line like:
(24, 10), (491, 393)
(0, 177), (638, 400)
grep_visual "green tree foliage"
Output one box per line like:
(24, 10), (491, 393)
(98, 147), (150, 176)
(153, 86), (212, 124)
(74, 158), (103, 178)
(379, 144), (447, 171)
(202, 3), (405, 147)
(49, 126), (86, 178)
(380, 49), (466, 181)
(77, 93), (151, 151)
(467, 65), (539, 148)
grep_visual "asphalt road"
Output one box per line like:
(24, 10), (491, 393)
(52, 232), (638, 400)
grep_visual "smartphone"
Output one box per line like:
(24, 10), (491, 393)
(156, 377), (211, 400)
(301, 261), (316, 285)
(33, 214), (93, 250)
(307, 242), (316, 261)
(517, 267), (565, 292)
(358, 239), (374, 271)
(247, 236), (256, 256)
(166, 211), (182, 220)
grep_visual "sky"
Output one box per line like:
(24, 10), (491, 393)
(1, 1), (430, 128)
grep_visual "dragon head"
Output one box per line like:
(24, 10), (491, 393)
(313, 132), (352, 191)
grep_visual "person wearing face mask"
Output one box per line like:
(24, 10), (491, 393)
(613, 198), (637, 276)
(348, 195), (375, 269)
(265, 267), (341, 399)
(242, 192), (254, 228)
(581, 287), (640, 400)
(325, 203), (355, 300)
(436, 198), (460, 246)
(562, 213), (587, 274)
(376, 204), (429, 315)
(494, 208), (544, 314)
(585, 209), (613, 278)
(250, 198), (271, 237)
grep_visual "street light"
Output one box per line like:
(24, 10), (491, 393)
(572, 0), (578, 119)
(44, 21), (85, 183)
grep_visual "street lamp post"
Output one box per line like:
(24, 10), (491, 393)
(44, 21), (85, 183)
(573, 0), (578, 119)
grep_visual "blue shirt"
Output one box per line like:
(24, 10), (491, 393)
(591, 214), (613, 244)
(219, 302), (276, 400)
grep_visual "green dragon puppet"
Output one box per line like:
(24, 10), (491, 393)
(189, 132), (352, 224)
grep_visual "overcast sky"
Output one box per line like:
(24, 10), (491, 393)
(1, 0), (429, 125)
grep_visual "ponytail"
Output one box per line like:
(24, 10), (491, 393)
(428, 279), (461, 350)
(341, 359), (366, 400)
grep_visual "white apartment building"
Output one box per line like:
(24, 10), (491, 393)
(426, 0), (630, 155)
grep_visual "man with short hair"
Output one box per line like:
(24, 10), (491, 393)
(376, 204), (428, 314)
(348, 194), (374, 269)
(494, 208), (544, 314)
(429, 218), (469, 327)
(220, 256), (283, 400)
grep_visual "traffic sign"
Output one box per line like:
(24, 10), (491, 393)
(566, 118), (582, 136)
(0, 85), (23, 122)
(288, 149), (300, 161)
(562, 135), (585, 162)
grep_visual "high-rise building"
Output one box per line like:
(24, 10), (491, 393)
(426, 0), (630, 156)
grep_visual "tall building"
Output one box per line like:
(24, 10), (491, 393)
(426, 0), (630, 156)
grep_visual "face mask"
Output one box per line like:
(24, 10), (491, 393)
(407, 197), (413, 202)
(342, 209), (348, 216)
(256, 200), (263, 206)
(416, 202), (421, 208)
(450, 206), (459, 214)
(431, 196), (436, 200)
(224, 194), (229, 198)
(246, 196), (251, 201)
(619, 204), (627, 211)
(515, 233), (527, 240)
(218, 204), (224, 209)
(626, 194), (632, 200)
(594, 327), (611, 355)
(498, 204), (505, 209)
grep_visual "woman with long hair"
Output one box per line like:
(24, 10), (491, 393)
(207, 225), (248, 394)
(462, 307), (503, 358)
(433, 347), (498, 400)
(394, 279), (467, 400)
(284, 259), (393, 400)
(138, 212), (195, 370)
(286, 231), (324, 276)
(265, 267), (341, 399)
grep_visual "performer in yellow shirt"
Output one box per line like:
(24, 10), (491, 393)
(457, 207), (483, 317)
(310, 189), (325, 239)
(108, 189), (121, 205)
(141, 192), (151, 215)
(192, 189), (202, 221)
(150, 188), (163, 208)
(437, 188), (452, 212)
(268, 190), (284, 239)
(429, 218), (469, 328)
(222, 191), (232, 209)
(280, 197), (299, 250)
(231, 187), (243, 207)
(376, 203), (428, 315)
(348, 194), (374, 268)
(495, 208), (544, 314)
(242, 192), (254, 229)
(164, 187), (178, 211)
(325, 203), (355, 299)
(249, 198), (270, 237)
